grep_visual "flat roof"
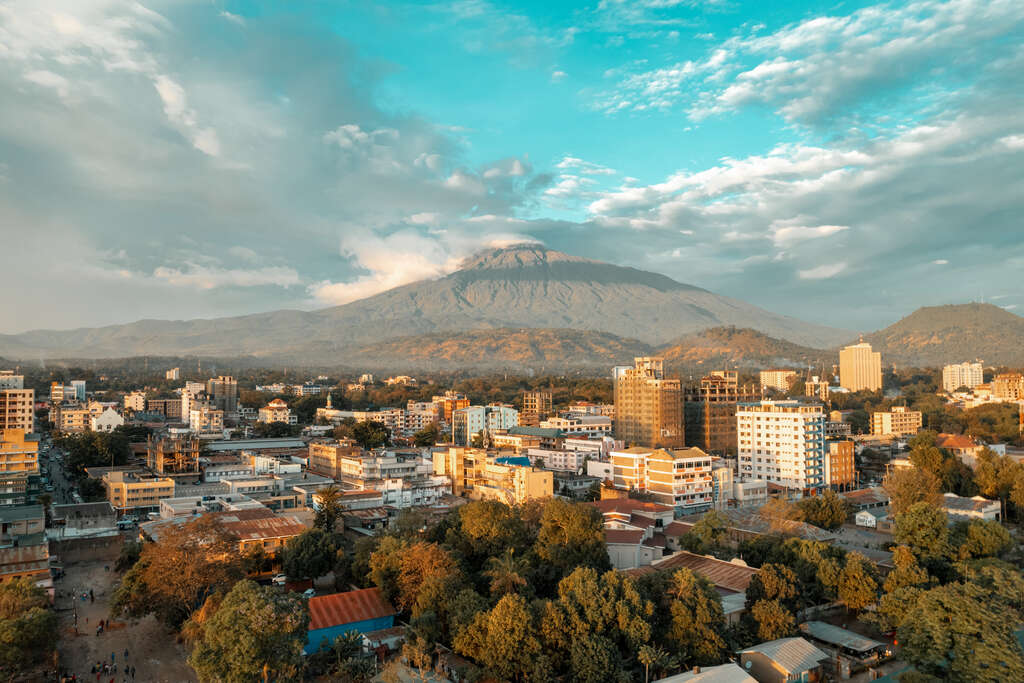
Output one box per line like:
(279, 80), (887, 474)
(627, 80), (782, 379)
(0, 504), (43, 523)
(205, 438), (305, 452)
(799, 621), (886, 653)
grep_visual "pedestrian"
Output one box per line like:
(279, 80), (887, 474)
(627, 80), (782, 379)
(111, 651), (115, 664)
(90, 589), (95, 602)
(130, 666), (135, 680)
(124, 648), (128, 660)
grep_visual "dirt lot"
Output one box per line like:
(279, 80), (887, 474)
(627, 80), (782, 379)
(55, 560), (197, 683)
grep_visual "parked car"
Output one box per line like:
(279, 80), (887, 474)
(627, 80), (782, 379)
(271, 574), (287, 586)
(302, 588), (316, 599)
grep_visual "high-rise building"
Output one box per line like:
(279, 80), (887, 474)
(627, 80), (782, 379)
(70, 380), (86, 402)
(759, 369), (797, 393)
(871, 406), (923, 437)
(0, 429), (39, 477)
(0, 374), (34, 433)
(737, 400), (826, 493)
(942, 362), (984, 393)
(839, 342), (882, 392)
(614, 357), (683, 448)
(166, 367), (181, 381)
(991, 373), (1024, 400)
(206, 376), (238, 415)
(432, 391), (470, 425)
(826, 440), (855, 490)
(520, 390), (553, 427)
(684, 371), (758, 456)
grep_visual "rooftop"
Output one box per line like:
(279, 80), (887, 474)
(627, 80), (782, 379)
(205, 438), (305, 452)
(625, 552), (759, 593)
(936, 433), (980, 450)
(507, 426), (563, 438)
(0, 504), (44, 524)
(589, 498), (674, 516)
(799, 621), (886, 653)
(841, 487), (890, 508)
(654, 662), (755, 683)
(941, 492), (999, 512)
(308, 588), (397, 631)
(741, 637), (828, 675)
(604, 529), (645, 545)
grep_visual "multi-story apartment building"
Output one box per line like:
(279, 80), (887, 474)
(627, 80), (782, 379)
(0, 429), (39, 477)
(839, 342), (882, 392)
(165, 367), (180, 380)
(942, 362), (984, 393)
(180, 381), (207, 419)
(258, 398), (296, 424)
(432, 391), (470, 425)
(760, 369), (797, 393)
(684, 371), (759, 456)
(991, 373), (1024, 400)
(51, 403), (90, 433)
(525, 447), (588, 472)
(566, 402), (615, 418)
(737, 400), (826, 493)
(521, 390), (553, 427)
(0, 373), (34, 432)
(614, 357), (683, 448)
(826, 440), (855, 490)
(307, 439), (363, 478)
(104, 471), (176, 512)
(608, 446), (713, 512)
(540, 415), (612, 439)
(433, 447), (553, 504)
(871, 406), (923, 437)
(404, 401), (440, 433)
(189, 403), (225, 436)
(206, 376), (238, 415)
(452, 405), (519, 446)
(147, 398), (183, 420)
(123, 391), (147, 413)
(805, 375), (830, 402)
(147, 435), (202, 475)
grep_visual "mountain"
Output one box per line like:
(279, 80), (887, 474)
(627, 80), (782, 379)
(659, 327), (832, 370)
(863, 303), (1024, 366)
(0, 244), (850, 363)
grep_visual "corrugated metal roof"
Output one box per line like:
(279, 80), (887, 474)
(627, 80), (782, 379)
(590, 498), (674, 515)
(627, 551), (758, 593)
(799, 621), (885, 653)
(308, 588), (397, 631)
(654, 662), (755, 682)
(741, 637), (827, 675)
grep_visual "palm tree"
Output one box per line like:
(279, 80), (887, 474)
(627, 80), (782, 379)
(483, 549), (529, 597)
(638, 645), (676, 683)
(314, 485), (342, 533)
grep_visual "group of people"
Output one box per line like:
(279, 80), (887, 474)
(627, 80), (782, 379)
(57, 648), (138, 682)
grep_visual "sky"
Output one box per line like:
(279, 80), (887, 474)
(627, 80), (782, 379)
(1, 0), (1022, 334)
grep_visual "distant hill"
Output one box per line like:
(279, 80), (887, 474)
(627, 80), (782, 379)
(863, 303), (1024, 366)
(659, 327), (831, 370)
(0, 244), (850, 362)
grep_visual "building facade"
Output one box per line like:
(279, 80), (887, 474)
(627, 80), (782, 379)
(147, 435), (202, 474)
(826, 440), (855, 490)
(609, 446), (714, 513)
(614, 357), (683, 448)
(0, 429), (39, 477)
(870, 406), (923, 437)
(991, 373), (1024, 400)
(760, 369), (797, 393)
(104, 471), (176, 512)
(123, 391), (147, 413)
(520, 390), (553, 427)
(839, 342), (882, 392)
(433, 447), (553, 504)
(0, 384), (34, 433)
(258, 398), (296, 424)
(942, 362), (984, 392)
(684, 371), (759, 456)
(737, 400), (826, 493)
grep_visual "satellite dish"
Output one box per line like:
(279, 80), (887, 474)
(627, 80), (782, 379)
(745, 661), (753, 670)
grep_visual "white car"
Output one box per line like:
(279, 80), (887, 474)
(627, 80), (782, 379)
(271, 574), (287, 586)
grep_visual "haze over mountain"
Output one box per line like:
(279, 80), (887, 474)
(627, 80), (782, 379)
(0, 245), (850, 362)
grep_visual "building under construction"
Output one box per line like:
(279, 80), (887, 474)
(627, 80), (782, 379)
(147, 435), (201, 475)
(684, 371), (760, 456)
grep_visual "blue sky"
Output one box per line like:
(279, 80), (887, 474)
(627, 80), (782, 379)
(1, 0), (1022, 334)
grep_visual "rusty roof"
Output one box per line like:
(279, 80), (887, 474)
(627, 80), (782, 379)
(664, 521), (694, 537)
(308, 587), (397, 630)
(936, 433), (979, 450)
(221, 514), (307, 541)
(590, 498), (674, 515)
(605, 529), (645, 545)
(625, 551), (758, 593)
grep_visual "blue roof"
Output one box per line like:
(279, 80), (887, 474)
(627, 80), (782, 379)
(495, 456), (532, 467)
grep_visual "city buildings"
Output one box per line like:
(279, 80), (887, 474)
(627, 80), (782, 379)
(839, 342), (882, 392)
(147, 398), (182, 420)
(165, 367), (180, 380)
(123, 390), (147, 413)
(0, 429), (39, 478)
(614, 357), (683, 448)
(805, 375), (830, 402)
(51, 403), (90, 433)
(684, 371), (759, 456)
(432, 391), (470, 425)
(942, 361), (984, 392)
(826, 440), (855, 490)
(206, 376), (239, 415)
(539, 414), (612, 438)
(258, 398), (296, 424)
(991, 373), (1024, 400)
(608, 446), (714, 512)
(433, 447), (553, 504)
(90, 407), (125, 432)
(103, 470), (176, 512)
(147, 434), (202, 475)
(520, 390), (553, 426)
(0, 372), (33, 432)
(452, 404), (519, 446)
(760, 369), (797, 393)
(737, 400), (826, 493)
(870, 406), (923, 437)
(307, 439), (363, 479)
(189, 403), (225, 436)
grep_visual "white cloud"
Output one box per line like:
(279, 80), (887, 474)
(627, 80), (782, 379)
(933, 259), (949, 265)
(153, 75), (222, 157)
(408, 212), (441, 226)
(798, 262), (847, 280)
(770, 223), (848, 247)
(551, 70), (567, 82)
(23, 69), (70, 99)
(152, 264), (300, 290)
(219, 11), (245, 26)
(556, 155), (617, 175)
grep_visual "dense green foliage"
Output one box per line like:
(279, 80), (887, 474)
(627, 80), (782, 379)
(281, 528), (336, 581)
(0, 578), (57, 672)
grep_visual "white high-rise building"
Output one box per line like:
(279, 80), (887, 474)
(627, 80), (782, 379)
(942, 362), (984, 393)
(737, 400), (825, 492)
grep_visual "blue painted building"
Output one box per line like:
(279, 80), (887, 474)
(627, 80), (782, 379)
(304, 587), (397, 654)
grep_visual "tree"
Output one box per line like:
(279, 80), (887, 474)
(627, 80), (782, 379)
(396, 542), (463, 616)
(534, 498), (610, 577)
(899, 581), (1024, 682)
(883, 467), (942, 515)
(413, 423), (440, 447)
(745, 563), (799, 612)
(0, 577), (57, 671)
(187, 580), (309, 682)
(665, 569), (728, 666)
(893, 503), (951, 562)
(484, 549), (530, 597)
(679, 510), (729, 554)
(454, 593), (546, 682)
(951, 519), (1011, 560)
(797, 489), (851, 530)
(351, 420), (390, 449)
(759, 497), (803, 531)
(750, 599), (795, 641)
(110, 515), (244, 627)
(638, 644), (677, 683)
(313, 485), (343, 533)
(282, 528), (336, 581)
(837, 552), (877, 612)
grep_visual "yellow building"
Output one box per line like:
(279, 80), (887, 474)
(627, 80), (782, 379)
(839, 342), (882, 392)
(52, 403), (90, 433)
(614, 357), (683, 448)
(0, 429), (39, 476)
(433, 447), (552, 504)
(103, 471), (176, 512)
(0, 387), (34, 432)
(432, 392), (470, 425)
(307, 439), (363, 478)
(991, 373), (1024, 400)
(759, 369), (797, 393)
(520, 390), (553, 427)
(826, 440), (856, 490)
(870, 406), (923, 437)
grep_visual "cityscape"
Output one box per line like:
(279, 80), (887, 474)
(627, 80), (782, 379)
(2, 1), (1024, 683)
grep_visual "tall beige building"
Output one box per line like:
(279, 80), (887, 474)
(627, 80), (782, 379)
(839, 342), (882, 392)
(991, 373), (1024, 400)
(759, 369), (797, 393)
(684, 371), (759, 456)
(520, 390), (553, 427)
(0, 381), (34, 433)
(942, 362), (983, 393)
(613, 357), (683, 448)
(871, 406), (923, 437)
